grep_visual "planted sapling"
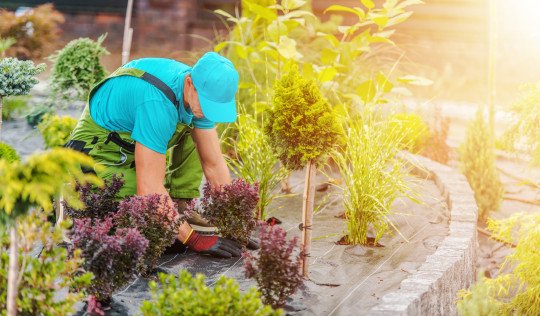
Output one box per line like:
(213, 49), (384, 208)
(243, 223), (303, 308)
(187, 179), (259, 246)
(115, 194), (181, 274)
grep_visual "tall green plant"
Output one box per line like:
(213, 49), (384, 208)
(332, 113), (416, 245)
(457, 213), (540, 315)
(225, 113), (287, 220)
(0, 57), (45, 138)
(49, 34), (109, 102)
(459, 110), (503, 221)
(0, 148), (101, 316)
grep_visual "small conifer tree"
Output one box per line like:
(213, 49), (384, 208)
(265, 65), (342, 276)
(459, 109), (503, 220)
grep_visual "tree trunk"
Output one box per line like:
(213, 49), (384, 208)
(301, 160), (316, 277)
(1, 96), (3, 140)
(7, 222), (18, 316)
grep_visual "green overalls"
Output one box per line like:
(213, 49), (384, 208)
(65, 67), (203, 199)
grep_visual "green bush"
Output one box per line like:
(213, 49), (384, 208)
(456, 213), (540, 315)
(0, 58), (45, 98)
(0, 210), (92, 316)
(0, 143), (19, 163)
(0, 4), (64, 59)
(459, 110), (503, 220)
(140, 270), (280, 316)
(265, 65), (343, 171)
(1, 96), (29, 120)
(49, 34), (109, 102)
(387, 112), (429, 153)
(26, 104), (54, 128)
(37, 114), (77, 148)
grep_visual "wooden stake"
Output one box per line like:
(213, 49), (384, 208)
(121, 0), (134, 65)
(301, 160), (316, 277)
(7, 222), (18, 316)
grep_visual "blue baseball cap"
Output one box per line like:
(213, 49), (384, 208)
(191, 52), (239, 123)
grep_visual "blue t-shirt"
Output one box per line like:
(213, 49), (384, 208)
(89, 58), (215, 154)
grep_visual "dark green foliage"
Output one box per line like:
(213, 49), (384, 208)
(0, 142), (19, 163)
(49, 34), (109, 101)
(459, 110), (503, 220)
(265, 65), (343, 170)
(140, 270), (280, 316)
(0, 210), (92, 315)
(26, 104), (54, 127)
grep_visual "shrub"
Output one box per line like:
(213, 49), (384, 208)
(0, 142), (19, 163)
(459, 110), (503, 220)
(1, 96), (28, 120)
(38, 114), (78, 148)
(63, 174), (125, 220)
(115, 194), (181, 274)
(0, 37), (16, 57)
(225, 113), (287, 220)
(0, 210), (92, 316)
(456, 213), (540, 315)
(0, 57), (45, 98)
(243, 223), (303, 308)
(26, 104), (54, 127)
(422, 109), (451, 164)
(140, 270), (280, 316)
(49, 35), (109, 102)
(69, 217), (148, 303)
(387, 112), (429, 153)
(0, 4), (64, 59)
(265, 65), (343, 171)
(332, 116), (416, 245)
(187, 179), (259, 246)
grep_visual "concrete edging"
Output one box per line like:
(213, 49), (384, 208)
(368, 152), (478, 316)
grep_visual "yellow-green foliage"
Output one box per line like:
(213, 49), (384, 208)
(456, 272), (501, 316)
(265, 65), (343, 170)
(501, 82), (540, 165)
(0, 210), (92, 315)
(140, 270), (280, 316)
(459, 110), (503, 220)
(37, 114), (77, 148)
(0, 142), (19, 163)
(387, 112), (429, 153)
(333, 116), (416, 245)
(0, 148), (102, 224)
(225, 113), (288, 220)
(457, 214), (540, 315)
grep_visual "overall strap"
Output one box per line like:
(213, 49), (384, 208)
(88, 67), (181, 109)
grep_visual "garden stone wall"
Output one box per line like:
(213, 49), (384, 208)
(368, 152), (478, 316)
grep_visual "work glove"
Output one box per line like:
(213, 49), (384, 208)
(183, 229), (242, 258)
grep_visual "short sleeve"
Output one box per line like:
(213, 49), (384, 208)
(131, 99), (177, 154)
(193, 116), (215, 129)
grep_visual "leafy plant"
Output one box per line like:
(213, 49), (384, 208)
(243, 223), (303, 308)
(225, 113), (288, 220)
(456, 213), (540, 315)
(500, 82), (540, 165)
(422, 108), (451, 164)
(266, 64), (343, 171)
(37, 113), (78, 148)
(456, 272), (501, 316)
(0, 4), (64, 59)
(188, 179), (259, 246)
(0, 142), (19, 163)
(140, 270), (280, 316)
(49, 34), (109, 102)
(69, 217), (148, 304)
(0, 37), (16, 57)
(63, 174), (125, 220)
(26, 104), (55, 127)
(459, 110), (503, 220)
(332, 114), (416, 245)
(387, 112), (429, 153)
(0, 210), (92, 316)
(1, 95), (28, 120)
(115, 194), (181, 274)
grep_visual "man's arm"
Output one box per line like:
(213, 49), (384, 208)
(191, 127), (231, 188)
(134, 142), (169, 196)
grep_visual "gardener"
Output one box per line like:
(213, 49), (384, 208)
(65, 52), (244, 258)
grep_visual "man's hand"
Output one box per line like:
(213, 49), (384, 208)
(183, 229), (242, 258)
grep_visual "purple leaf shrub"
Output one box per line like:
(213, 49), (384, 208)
(69, 217), (148, 302)
(188, 179), (259, 246)
(243, 223), (303, 308)
(63, 174), (124, 219)
(115, 194), (182, 274)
